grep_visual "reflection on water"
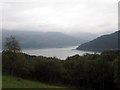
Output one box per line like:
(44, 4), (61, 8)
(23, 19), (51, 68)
(23, 46), (95, 60)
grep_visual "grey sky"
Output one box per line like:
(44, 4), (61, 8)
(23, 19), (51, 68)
(1, 0), (119, 34)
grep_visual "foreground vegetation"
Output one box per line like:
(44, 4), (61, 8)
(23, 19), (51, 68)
(3, 75), (65, 88)
(2, 50), (120, 90)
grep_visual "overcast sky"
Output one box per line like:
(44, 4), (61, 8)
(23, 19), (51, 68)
(1, 0), (119, 34)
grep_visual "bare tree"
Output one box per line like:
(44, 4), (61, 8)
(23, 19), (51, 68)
(4, 36), (21, 53)
(4, 36), (21, 75)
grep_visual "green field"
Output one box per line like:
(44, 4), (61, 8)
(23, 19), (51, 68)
(2, 75), (66, 88)
(2, 75), (92, 90)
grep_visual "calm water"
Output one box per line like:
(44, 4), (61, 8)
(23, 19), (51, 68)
(23, 46), (95, 60)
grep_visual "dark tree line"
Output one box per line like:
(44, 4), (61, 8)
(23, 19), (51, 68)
(2, 36), (120, 90)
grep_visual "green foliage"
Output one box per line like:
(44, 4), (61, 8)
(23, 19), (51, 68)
(2, 50), (120, 90)
(113, 56), (120, 88)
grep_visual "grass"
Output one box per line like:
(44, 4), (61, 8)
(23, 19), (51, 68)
(2, 75), (66, 88)
(2, 75), (94, 90)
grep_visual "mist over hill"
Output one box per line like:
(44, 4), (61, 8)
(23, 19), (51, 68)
(66, 32), (98, 41)
(77, 30), (120, 51)
(2, 30), (93, 49)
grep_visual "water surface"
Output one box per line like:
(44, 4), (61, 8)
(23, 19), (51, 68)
(23, 46), (94, 60)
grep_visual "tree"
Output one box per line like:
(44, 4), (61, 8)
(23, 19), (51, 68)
(4, 36), (21, 53)
(113, 56), (120, 89)
(3, 36), (21, 75)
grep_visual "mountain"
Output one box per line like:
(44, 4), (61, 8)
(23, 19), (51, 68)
(77, 30), (120, 51)
(66, 32), (98, 41)
(2, 30), (85, 49)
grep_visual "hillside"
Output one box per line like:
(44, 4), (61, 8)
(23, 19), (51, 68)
(66, 32), (98, 41)
(2, 75), (66, 88)
(2, 30), (85, 49)
(77, 30), (120, 51)
(2, 50), (120, 90)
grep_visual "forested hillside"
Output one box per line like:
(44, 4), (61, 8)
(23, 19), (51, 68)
(2, 50), (120, 90)
(77, 30), (120, 51)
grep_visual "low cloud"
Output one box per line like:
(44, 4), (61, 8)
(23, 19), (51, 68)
(1, 0), (118, 34)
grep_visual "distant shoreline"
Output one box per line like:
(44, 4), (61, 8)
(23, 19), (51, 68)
(22, 46), (95, 60)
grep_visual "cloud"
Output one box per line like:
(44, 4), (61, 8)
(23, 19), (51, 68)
(1, 0), (118, 33)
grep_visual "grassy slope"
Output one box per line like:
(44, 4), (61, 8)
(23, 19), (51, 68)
(2, 75), (93, 90)
(2, 75), (65, 88)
